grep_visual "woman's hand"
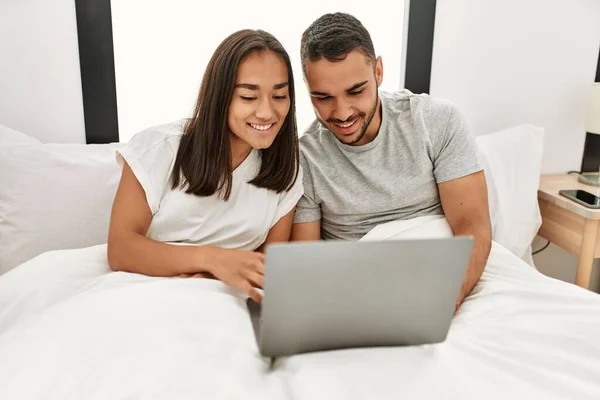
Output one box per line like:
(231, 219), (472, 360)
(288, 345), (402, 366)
(184, 248), (265, 303)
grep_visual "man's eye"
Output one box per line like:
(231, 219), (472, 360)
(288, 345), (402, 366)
(316, 96), (331, 102)
(349, 90), (363, 96)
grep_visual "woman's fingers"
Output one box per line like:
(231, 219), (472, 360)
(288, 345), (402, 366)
(242, 281), (263, 304)
(191, 272), (213, 279)
(246, 271), (265, 289)
(250, 252), (265, 275)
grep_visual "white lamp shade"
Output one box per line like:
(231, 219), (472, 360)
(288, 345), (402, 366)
(587, 83), (600, 135)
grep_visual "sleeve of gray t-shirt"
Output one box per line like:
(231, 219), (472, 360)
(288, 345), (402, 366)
(428, 101), (482, 183)
(293, 153), (321, 224)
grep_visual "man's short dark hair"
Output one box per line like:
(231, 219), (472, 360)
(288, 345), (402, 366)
(300, 12), (376, 73)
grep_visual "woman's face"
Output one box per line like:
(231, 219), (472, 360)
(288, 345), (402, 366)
(228, 50), (291, 152)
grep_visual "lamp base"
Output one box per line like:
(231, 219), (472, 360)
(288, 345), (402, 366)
(578, 173), (600, 187)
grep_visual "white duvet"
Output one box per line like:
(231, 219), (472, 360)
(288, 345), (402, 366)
(0, 217), (599, 400)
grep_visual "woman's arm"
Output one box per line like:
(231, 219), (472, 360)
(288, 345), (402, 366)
(256, 208), (296, 253)
(107, 161), (217, 276)
(107, 162), (264, 302)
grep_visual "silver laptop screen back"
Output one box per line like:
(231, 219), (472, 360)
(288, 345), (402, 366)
(257, 237), (473, 356)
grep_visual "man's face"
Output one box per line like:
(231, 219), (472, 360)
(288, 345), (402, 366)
(304, 50), (383, 146)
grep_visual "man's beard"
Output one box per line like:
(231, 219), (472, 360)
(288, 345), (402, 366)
(319, 88), (379, 145)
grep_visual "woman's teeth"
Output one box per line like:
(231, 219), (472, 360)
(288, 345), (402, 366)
(249, 123), (273, 131)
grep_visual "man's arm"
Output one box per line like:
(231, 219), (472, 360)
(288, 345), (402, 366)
(438, 170), (492, 310)
(290, 160), (321, 242)
(291, 221), (321, 241)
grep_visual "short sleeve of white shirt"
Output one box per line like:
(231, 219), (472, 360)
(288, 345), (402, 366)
(114, 120), (303, 250)
(115, 121), (184, 215)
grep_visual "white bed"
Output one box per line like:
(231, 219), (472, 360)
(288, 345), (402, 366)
(0, 219), (599, 399)
(1, 124), (600, 399)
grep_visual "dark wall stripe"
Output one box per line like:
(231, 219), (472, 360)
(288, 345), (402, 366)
(403, 0), (437, 94)
(75, 0), (119, 144)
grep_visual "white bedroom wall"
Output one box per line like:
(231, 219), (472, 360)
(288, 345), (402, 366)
(430, 0), (600, 291)
(110, 1), (406, 142)
(0, 0), (85, 143)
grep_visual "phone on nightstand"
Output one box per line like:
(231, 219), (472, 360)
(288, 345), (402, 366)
(558, 189), (600, 209)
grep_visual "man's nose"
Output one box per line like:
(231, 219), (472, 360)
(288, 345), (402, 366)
(332, 98), (353, 122)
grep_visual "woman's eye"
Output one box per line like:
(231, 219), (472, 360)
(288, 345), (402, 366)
(273, 95), (288, 100)
(241, 96), (256, 101)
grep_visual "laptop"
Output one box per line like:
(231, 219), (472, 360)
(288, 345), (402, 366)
(247, 236), (473, 357)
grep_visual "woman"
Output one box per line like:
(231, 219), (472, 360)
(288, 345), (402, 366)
(107, 29), (302, 303)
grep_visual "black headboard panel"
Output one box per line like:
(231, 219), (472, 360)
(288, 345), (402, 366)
(75, 0), (119, 144)
(403, 0), (437, 95)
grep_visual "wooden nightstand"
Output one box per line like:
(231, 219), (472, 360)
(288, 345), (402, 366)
(538, 174), (600, 289)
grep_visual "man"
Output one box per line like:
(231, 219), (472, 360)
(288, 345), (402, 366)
(291, 12), (492, 310)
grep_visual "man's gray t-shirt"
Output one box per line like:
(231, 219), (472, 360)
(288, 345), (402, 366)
(293, 90), (482, 240)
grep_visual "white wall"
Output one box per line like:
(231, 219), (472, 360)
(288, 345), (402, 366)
(0, 0), (85, 143)
(430, 0), (600, 291)
(431, 0), (600, 174)
(111, 1), (406, 142)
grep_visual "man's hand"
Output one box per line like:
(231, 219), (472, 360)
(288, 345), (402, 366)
(455, 281), (468, 312)
(438, 171), (492, 311)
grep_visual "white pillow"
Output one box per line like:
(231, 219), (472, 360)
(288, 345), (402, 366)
(0, 123), (41, 145)
(0, 143), (122, 273)
(0, 125), (545, 273)
(475, 125), (545, 266)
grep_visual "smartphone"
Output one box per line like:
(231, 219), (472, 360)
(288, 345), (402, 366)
(558, 189), (600, 209)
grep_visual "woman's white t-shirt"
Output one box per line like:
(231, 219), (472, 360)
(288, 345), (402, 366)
(116, 120), (304, 250)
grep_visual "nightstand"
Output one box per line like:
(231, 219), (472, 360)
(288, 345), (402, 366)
(537, 174), (600, 289)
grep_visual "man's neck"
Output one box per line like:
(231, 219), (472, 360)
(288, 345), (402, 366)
(356, 97), (383, 146)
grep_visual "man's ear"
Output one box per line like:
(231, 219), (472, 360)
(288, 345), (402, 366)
(375, 56), (384, 87)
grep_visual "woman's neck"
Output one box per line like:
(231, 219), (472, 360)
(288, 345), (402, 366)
(230, 135), (253, 171)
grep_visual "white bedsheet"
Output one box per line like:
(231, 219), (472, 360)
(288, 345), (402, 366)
(0, 217), (599, 399)
(0, 247), (284, 399)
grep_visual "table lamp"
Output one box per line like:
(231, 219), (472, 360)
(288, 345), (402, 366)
(579, 83), (600, 186)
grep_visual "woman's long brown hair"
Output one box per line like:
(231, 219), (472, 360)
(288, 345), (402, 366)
(171, 29), (299, 201)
